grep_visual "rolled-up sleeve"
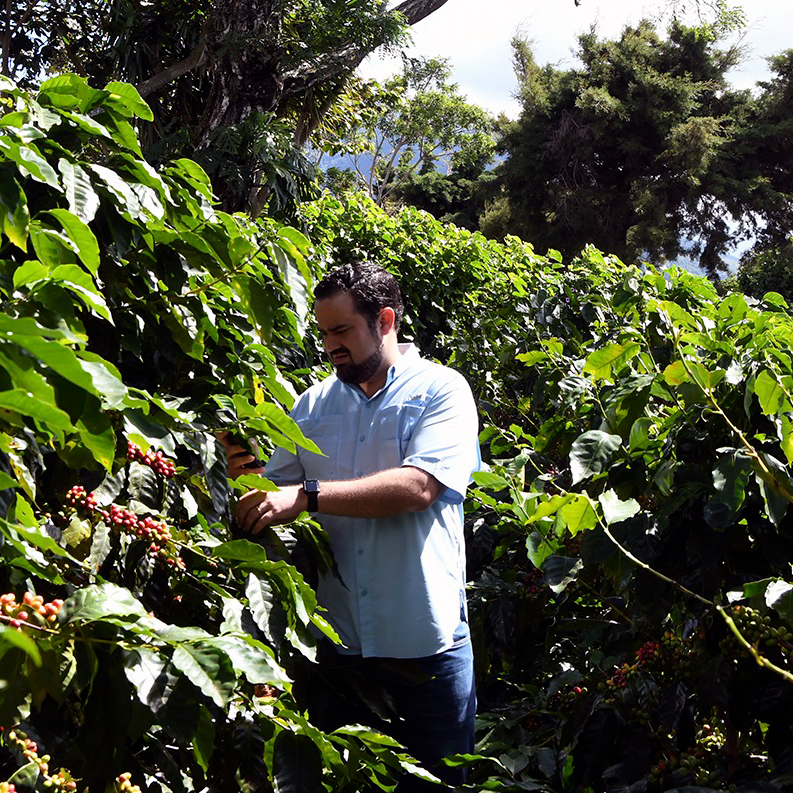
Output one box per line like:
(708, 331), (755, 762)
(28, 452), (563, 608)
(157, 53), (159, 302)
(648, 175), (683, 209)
(401, 372), (480, 503)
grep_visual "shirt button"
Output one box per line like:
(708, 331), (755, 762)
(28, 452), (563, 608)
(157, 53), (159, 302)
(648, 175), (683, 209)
(359, 435), (365, 442)
(358, 548), (364, 555)
(360, 589), (368, 597)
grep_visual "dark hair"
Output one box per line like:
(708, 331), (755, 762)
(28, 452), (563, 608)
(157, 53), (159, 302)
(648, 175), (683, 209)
(314, 262), (404, 332)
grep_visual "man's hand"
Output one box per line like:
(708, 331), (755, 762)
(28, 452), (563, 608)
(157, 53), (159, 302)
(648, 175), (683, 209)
(218, 431), (266, 479)
(236, 485), (307, 534)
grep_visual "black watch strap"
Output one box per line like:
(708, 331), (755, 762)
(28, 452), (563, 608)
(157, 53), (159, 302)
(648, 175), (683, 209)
(303, 479), (320, 512)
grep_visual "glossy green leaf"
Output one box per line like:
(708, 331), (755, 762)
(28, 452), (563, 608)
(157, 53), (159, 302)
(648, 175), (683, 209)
(0, 388), (73, 441)
(582, 342), (641, 381)
(171, 643), (236, 708)
(61, 583), (148, 623)
(104, 81), (154, 121)
(570, 430), (622, 485)
(54, 163), (100, 225)
(192, 705), (215, 773)
(0, 168), (29, 250)
(559, 495), (598, 534)
(471, 471), (510, 490)
(598, 489), (640, 526)
(51, 264), (111, 320)
(755, 369), (791, 415)
(0, 625), (42, 666)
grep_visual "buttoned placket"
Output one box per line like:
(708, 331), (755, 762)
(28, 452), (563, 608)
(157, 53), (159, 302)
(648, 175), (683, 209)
(347, 363), (402, 652)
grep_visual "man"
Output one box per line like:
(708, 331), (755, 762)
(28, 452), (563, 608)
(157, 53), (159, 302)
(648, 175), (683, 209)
(224, 263), (480, 789)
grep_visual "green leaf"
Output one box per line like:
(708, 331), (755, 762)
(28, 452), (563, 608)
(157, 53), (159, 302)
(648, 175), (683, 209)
(663, 360), (689, 386)
(598, 489), (640, 526)
(75, 409), (117, 470)
(569, 431), (622, 485)
(0, 625), (41, 666)
(192, 705), (215, 773)
(12, 259), (48, 288)
(543, 555), (583, 594)
(61, 583), (148, 623)
(57, 161), (100, 224)
(0, 168), (29, 249)
(205, 635), (291, 687)
(50, 264), (111, 320)
(104, 81), (154, 121)
(582, 342), (641, 381)
(30, 221), (76, 266)
(61, 513), (92, 550)
(171, 643), (236, 708)
(471, 471), (510, 490)
(704, 452), (753, 530)
(88, 520), (112, 574)
(44, 208), (100, 272)
(526, 531), (558, 569)
(0, 388), (73, 441)
(765, 580), (793, 625)
(516, 350), (548, 366)
(77, 353), (128, 408)
(0, 471), (18, 490)
(559, 494), (597, 534)
(754, 369), (791, 415)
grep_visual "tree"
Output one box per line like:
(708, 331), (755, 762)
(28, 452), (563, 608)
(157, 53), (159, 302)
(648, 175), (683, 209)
(484, 21), (755, 274)
(0, 0), (456, 216)
(324, 56), (495, 206)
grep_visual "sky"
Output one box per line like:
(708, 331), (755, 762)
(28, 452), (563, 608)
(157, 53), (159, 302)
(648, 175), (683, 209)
(359, 0), (792, 118)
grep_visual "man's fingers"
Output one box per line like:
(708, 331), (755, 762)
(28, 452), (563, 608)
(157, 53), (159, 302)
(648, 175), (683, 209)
(236, 492), (271, 533)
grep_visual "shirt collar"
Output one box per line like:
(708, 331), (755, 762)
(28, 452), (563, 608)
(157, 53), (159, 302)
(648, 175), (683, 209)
(338, 343), (420, 402)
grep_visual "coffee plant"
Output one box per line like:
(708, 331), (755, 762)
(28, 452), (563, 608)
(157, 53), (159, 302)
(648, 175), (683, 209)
(1, 75), (792, 792)
(0, 76), (425, 791)
(304, 194), (793, 792)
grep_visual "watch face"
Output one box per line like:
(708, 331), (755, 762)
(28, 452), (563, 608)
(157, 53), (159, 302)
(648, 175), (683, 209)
(304, 480), (320, 493)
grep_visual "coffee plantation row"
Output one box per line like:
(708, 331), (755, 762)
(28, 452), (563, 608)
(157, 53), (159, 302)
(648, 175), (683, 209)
(0, 74), (790, 792)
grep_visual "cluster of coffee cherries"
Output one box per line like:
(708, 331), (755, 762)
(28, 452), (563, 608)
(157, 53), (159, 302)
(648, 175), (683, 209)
(553, 683), (586, 708)
(0, 782), (15, 792)
(720, 605), (793, 665)
(126, 442), (176, 478)
(636, 640), (662, 668)
(3, 729), (77, 791)
(649, 742), (727, 790)
(65, 487), (184, 571)
(115, 772), (141, 793)
(519, 567), (545, 597)
(0, 592), (63, 630)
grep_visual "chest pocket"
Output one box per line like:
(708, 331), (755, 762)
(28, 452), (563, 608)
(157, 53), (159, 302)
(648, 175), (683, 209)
(296, 416), (342, 479)
(372, 403), (426, 466)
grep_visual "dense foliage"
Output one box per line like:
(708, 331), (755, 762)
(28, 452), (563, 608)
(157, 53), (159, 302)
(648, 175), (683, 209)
(1, 67), (793, 792)
(0, 76), (431, 792)
(304, 192), (793, 792)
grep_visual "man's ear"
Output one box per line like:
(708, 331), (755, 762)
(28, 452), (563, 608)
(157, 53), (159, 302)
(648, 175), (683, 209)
(379, 306), (396, 335)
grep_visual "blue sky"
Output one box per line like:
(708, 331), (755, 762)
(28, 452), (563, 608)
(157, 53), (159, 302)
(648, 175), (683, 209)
(359, 0), (792, 118)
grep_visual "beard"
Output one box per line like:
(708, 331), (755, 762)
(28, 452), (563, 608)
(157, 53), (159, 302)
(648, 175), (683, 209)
(333, 342), (384, 384)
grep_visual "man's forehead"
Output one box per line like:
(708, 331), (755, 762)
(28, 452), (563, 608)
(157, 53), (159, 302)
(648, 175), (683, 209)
(314, 292), (364, 326)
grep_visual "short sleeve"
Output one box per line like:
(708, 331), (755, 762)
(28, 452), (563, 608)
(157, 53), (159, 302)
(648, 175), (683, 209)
(401, 371), (480, 503)
(263, 445), (305, 485)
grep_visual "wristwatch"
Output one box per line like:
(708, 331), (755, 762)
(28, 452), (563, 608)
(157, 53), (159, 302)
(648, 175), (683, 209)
(302, 479), (320, 512)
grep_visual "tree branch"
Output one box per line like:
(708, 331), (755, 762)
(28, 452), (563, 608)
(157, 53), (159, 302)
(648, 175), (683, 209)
(136, 35), (209, 98)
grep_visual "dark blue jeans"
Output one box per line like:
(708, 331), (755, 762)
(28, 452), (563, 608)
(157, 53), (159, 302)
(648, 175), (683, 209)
(296, 629), (476, 791)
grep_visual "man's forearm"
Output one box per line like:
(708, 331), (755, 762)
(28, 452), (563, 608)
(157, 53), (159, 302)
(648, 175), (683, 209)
(236, 466), (444, 533)
(315, 466), (443, 517)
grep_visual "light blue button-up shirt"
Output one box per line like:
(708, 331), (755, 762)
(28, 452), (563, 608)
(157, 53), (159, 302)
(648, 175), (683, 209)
(264, 344), (480, 658)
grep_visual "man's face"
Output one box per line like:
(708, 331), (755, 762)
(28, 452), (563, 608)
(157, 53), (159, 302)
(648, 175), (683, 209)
(314, 292), (385, 385)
